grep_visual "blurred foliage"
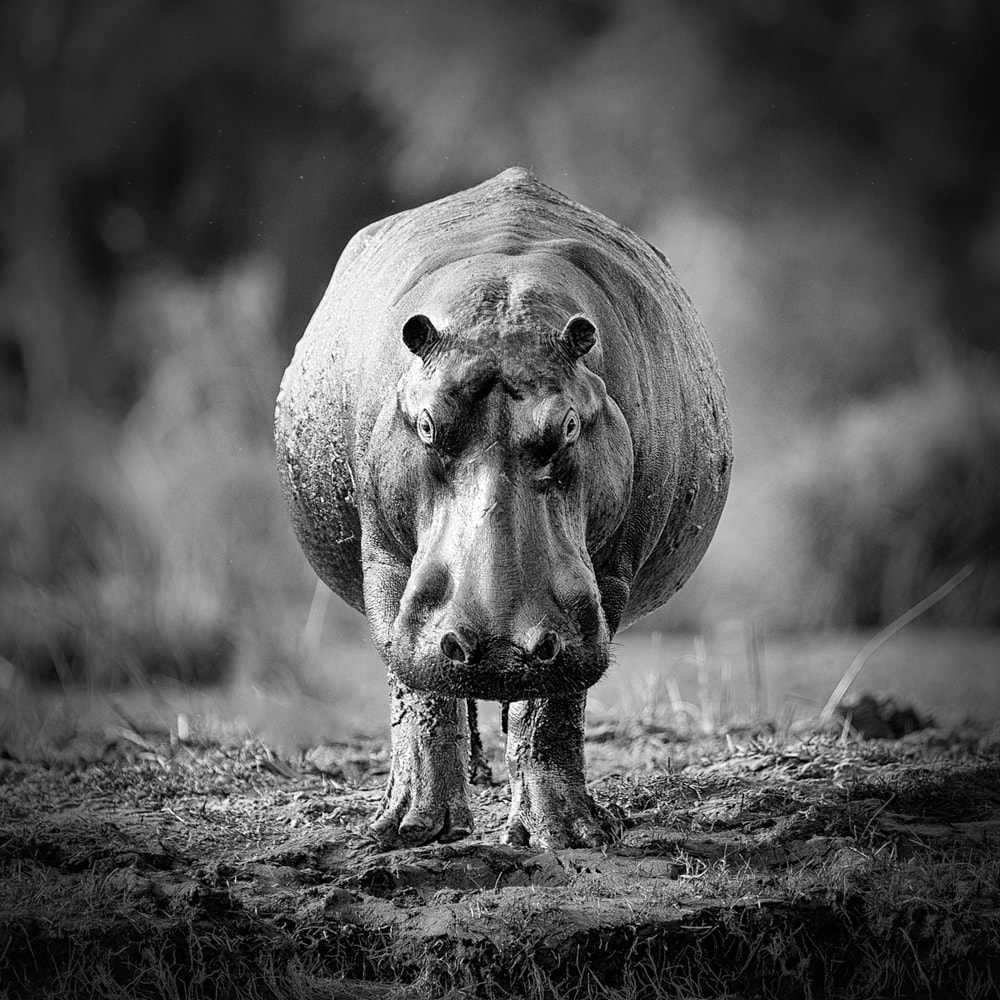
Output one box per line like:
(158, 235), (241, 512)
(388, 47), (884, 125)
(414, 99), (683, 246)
(0, 0), (390, 414)
(792, 355), (1000, 628)
(1, 264), (314, 686)
(0, 0), (997, 688)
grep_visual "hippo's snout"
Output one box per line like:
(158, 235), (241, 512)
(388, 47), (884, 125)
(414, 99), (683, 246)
(392, 561), (609, 700)
(388, 495), (609, 698)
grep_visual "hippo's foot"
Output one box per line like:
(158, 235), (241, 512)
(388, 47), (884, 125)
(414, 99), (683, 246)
(370, 683), (473, 848)
(502, 769), (615, 848)
(371, 772), (474, 847)
(501, 693), (619, 849)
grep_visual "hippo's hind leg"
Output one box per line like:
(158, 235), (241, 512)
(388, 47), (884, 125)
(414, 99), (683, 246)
(467, 699), (493, 786)
(502, 693), (621, 849)
(371, 679), (474, 847)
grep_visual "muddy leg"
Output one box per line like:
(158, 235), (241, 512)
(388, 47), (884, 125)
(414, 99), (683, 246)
(502, 693), (615, 849)
(371, 679), (474, 847)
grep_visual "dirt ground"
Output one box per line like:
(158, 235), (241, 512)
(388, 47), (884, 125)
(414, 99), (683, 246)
(2, 717), (999, 999)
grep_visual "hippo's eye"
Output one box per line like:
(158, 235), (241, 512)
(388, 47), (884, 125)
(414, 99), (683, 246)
(562, 408), (581, 445)
(416, 409), (435, 445)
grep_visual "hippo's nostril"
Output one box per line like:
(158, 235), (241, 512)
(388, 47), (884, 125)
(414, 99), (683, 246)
(441, 629), (478, 665)
(530, 630), (562, 664)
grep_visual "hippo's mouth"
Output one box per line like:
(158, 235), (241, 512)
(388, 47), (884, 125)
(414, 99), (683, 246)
(389, 645), (609, 701)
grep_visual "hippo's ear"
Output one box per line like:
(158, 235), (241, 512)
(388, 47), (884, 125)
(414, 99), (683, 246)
(559, 315), (597, 360)
(402, 314), (440, 360)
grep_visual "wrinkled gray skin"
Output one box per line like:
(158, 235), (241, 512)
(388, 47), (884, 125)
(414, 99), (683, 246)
(275, 168), (731, 849)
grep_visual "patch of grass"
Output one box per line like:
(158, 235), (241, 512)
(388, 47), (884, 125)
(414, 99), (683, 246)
(842, 761), (1000, 821)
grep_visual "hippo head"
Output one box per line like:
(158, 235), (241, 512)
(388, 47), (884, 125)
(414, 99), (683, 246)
(369, 280), (634, 702)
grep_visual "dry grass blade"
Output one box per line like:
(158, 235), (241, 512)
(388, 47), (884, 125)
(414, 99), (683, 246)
(819, 562), (978, 723)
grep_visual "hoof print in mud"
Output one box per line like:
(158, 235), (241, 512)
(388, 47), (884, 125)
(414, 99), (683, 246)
(276, 167), (731, 846)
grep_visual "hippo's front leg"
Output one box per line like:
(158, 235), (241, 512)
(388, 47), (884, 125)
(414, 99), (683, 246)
(371, 678), (474, 846)
(502, 693), (616, 849)
(361, 544), (476, 847)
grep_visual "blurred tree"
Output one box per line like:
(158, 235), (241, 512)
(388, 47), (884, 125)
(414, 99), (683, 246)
(311, 0), (617, 201)
(694, 0), (1000, 353)
(328, 0), (998, 394)
(0, 0), (391, 418)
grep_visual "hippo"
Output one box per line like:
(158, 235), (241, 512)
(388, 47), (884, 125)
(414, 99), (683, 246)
(275, 167), (731, 849)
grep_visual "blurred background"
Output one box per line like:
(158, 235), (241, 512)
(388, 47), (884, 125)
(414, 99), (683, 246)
(2, 0), (998, 746)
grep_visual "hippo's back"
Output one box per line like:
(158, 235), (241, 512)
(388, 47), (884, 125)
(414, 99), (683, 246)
(276, 168), (730, 629)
